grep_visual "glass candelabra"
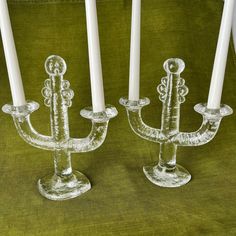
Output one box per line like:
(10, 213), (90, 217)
(120, 58), (233, 188)
(2, 55), (117, 201)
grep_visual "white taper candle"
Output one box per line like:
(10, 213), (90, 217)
(85, 0), (105, 113)
(128, 0), (141, 101)
(0, 0), (26, 106)
(233, 1), (236, 52)
(207, 0), (235, 109)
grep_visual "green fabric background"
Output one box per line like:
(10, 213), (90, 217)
(0, 0), (236, 235)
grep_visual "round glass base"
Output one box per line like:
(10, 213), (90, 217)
(143, 164), (191, 188)
(37, 170), (91, 201)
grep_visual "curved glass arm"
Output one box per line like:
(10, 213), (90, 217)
(119, 97), (165, 143)
(2, 102), (55, 151)
(172, 103), (233, 146)
(68, 121), (108, 153)
(2, 102), (118, 153)
(13, 115), (55, 150)
(68, 105), (117, 153)
(172, 117), (221, 146)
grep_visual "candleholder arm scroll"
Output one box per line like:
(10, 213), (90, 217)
(171, 103), (232, 146)
(3, 55), (117, 201)
(120, 58), (232, 188)
(2, 101), (56, 151)
(120, 98), (165, 143)
(68, 104), (117, 153)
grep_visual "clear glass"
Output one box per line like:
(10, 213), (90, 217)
(2, 55), (117, 200)
(120, 58), (233, 188)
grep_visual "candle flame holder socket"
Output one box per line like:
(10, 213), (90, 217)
(2, 55), (118, 200)
(120, 58), (233, 188)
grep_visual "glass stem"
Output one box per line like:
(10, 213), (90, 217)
(159, 71), (180, 170)
(54, 150), (72, 177)
(50, 74), (72, 177)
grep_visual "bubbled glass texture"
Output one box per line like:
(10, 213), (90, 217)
(120, 58), (232, 188)
(3, 55), (117, 200)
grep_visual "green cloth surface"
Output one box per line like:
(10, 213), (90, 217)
(0, 0), (236, 235)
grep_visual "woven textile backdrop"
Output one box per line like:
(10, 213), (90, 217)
(0, 0), (236, 235)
